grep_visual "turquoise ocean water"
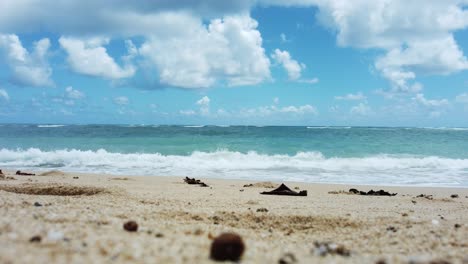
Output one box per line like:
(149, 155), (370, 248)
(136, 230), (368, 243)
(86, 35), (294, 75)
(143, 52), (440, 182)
(1, 124), (468, 187)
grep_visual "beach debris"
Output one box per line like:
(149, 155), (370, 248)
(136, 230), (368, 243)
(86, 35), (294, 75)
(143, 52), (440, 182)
(375, 258), (387, 264)
(454, 223), (461, 229)
(73, 176), (79, 179)
(450, 194), (459, 198)
(415, 194), (433, 200)
(313, 241), (351, 257)
(278, 252), (297, 264)
(210, 233), (245, 262)
(29, 235), (42, 243)
(0, 169), (3, 176)
(260, 183), (307, 196)
(15, 170), (35, 176)
(431, 219), (440, 226)
(412, 200), (417, 204)
(256, 208), (269, 212)
(155, 233), (164, 238)
(349, 188), (397, 196)
(386, 226), (398, 232)
(123, 221), (138, 232)
(33, 202), (42, 207)
(184, 177), (209, 187)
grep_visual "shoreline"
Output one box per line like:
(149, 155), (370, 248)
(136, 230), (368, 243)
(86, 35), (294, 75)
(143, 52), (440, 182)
(3, 168), (468, 189)
(1, 170), (467, 263)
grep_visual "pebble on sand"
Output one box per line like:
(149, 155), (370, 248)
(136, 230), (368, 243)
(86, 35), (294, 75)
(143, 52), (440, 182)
(210, 233), (245, 262)
(123, 221), (138, 232)
(29, 235), (42, 243)
(278, 252), (297, 264)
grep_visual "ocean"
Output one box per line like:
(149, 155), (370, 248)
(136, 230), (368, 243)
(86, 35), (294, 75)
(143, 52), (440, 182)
(1, 124), (468, 187)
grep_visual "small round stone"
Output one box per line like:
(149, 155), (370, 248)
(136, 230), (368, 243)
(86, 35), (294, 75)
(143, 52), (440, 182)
(123, 221), (138, 232)
(210, 233), (245, 261)
(29, 235), (42, 243)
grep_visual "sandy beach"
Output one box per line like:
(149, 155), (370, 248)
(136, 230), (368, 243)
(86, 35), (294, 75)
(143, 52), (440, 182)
(0, 170), (467, 263)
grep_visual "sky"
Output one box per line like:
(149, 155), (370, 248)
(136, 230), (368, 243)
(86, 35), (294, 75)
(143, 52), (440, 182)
(1, 0), (468, 126)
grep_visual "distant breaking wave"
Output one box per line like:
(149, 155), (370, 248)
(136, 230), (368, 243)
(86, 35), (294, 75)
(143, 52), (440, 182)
(1, 148), (467, 187)
(307, 126), (351, 129)
(37, 125), (66, 128)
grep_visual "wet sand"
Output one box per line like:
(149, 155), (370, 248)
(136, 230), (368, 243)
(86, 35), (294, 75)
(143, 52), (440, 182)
(0, 170), (467, 263)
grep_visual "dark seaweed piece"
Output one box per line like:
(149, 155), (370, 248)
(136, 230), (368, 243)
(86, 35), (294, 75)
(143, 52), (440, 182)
(261, 184), (307, 196)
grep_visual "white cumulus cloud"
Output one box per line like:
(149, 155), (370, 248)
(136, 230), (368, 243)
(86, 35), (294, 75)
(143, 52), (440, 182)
(312, 0), (468, 94)
(241, 104), (318, 117)
(456, 93), (468, 104)
(335, 92), (366, 101)
(59, 37), (136, 79)
(0, 34), (53, 87)
(413, 93), (450, 107)
(350, 103), (371, 116)
(260, 0), (468, 94)
(0, 89), (9, 101)
(196, 96), (211, 115)
(196, 96), (210, 106)
(271, 49), (304, 80)
(113, 96), (129, 105)
(139, 15), (271, 88)
(65, 86), (85, 99)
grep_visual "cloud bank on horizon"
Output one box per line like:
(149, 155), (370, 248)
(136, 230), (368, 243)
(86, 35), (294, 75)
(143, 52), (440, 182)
(1, 0), (468, 125)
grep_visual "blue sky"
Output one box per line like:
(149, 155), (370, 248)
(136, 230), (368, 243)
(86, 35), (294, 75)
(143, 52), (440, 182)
(1, 1), (468, 126)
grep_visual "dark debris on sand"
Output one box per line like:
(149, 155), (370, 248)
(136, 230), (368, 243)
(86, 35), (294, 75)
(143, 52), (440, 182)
(349, 188), (397, 196)
(183, 177), (209, 187)
(415, 194), (433, 200)
(261, 184), (307, 196)
(15, 170), (35, 176)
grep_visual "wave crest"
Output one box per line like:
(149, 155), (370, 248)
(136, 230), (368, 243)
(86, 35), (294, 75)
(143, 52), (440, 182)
(1, 148), (467, 186)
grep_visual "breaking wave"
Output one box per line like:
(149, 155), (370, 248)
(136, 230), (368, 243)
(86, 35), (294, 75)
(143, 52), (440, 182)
(0, 148), (467, 187)
(37, 125), (66, 128)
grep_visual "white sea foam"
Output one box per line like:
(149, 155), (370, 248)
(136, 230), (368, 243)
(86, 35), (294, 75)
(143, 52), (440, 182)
(307, 126), (351, 129)
(1, 148), (467, 186)
(37, 125), (66, 128)
(421, 127), (468, 131)
(183, 125), (204, 128)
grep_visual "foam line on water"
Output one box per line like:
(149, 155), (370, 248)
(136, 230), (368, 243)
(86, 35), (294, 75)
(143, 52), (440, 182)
(1, 148), (467, 187)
